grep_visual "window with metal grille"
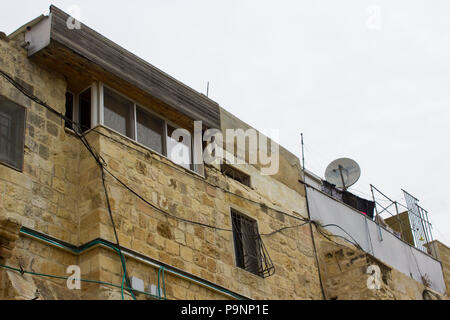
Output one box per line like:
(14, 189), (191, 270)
(222, 164), (251, 187)
(231, 209), (274, 278)
(0, 96), (26, 171)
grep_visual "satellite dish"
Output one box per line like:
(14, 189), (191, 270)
(325, 158), (361, 190)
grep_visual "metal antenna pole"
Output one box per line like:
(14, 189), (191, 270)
(300, 133), (327, 299)
(300, 133), (305, 171)
(370, 184), (383, 242)
(394, 201), (404, 241)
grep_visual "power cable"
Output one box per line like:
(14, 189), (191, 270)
(0, 68), (310, 239)
(0, 68), (135, 299)
(89, 127), (308, 224)
(0, 263), (166, 300)
(1, 68), (380, 295)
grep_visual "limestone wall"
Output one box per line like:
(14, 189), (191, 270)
(0, 34), (322, 300)
(427, 240), (450, 295)
(79, 126), (322, 299)
(0, 29), (442, 301)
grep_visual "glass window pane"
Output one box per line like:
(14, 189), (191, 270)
(136, 107), (164, 154)
(166, 125), (192, 170)
(103, 87), (133, 138)
(0, 96), (25, 170)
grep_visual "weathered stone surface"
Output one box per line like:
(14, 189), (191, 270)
(316, 235), (448, 300)
(0, 218), (21, 261)
(0, 24), (440, 301)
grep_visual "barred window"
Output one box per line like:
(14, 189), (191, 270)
(0, 96), (26, 171)
(231, 209), (263, 277)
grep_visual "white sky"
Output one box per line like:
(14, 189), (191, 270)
(1, 1), (449, 246)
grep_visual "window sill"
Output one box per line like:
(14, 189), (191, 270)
(0, 160), (23, 173)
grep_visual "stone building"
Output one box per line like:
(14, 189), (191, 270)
(0, 6), (448, 300)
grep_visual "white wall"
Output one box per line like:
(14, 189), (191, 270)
(306, 186), (446, 294)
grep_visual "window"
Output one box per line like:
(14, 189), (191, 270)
(99, 84), (203, 175)
(221, 164), (251, 187)
(65, 92), (74, 129)
(231, 209), (263, 277)
(78, 88), (91, 133)
(0, 96), (26, 171)
(136, 106), (164, 154)
(103, 87), (134, 138)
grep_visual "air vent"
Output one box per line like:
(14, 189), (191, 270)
(221, 164), (251, 187)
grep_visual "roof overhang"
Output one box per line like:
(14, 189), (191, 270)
(21, 5), (221, 129)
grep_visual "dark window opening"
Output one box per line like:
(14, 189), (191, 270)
(0, 95), (26, 171)
(65, 92), (74, 129)
(231, 210), (263, 277)
(78, 88), (91, 133)
(222, 164), (251, 187)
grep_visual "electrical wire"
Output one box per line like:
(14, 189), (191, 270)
(0, 263), (166, 300)
(104, 164), (307, 237)
(20, 227), (246, 300)
(157, 266), (167, 300)
(0, 68), (136, 299)
(89, 127), (308, 223)
(0, 68), (311, 264)
(1, 68), (384, 297)
(313, 222), (363, 252)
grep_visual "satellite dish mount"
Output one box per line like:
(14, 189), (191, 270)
(325, 158), (361, 191)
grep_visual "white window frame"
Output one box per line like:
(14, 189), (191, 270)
(101, 84), (136, 140)
(97, 82), (204, 176)
(165, 118), (196, 172)
(135, 104), (166, 155)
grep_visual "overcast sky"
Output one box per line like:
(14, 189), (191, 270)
(1, 0), (449, 246)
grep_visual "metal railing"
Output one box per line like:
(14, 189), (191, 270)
(370, 185), (435, 258)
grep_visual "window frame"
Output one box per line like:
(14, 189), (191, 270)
(74, 84), (96, 134)
(135, 104), (167, 156)
(221, 164), (251, 188)
(0, 95), (27, 172)
(102, 84), (136, 140)
(65, 91), (75, 129)
(165, 119), (196, 172)
(64, 82), (205, 176)
(98, 82), (204, 176)
(230, 208), (263, 278)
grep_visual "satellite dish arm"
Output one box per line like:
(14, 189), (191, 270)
(338, 165), (347, 191)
